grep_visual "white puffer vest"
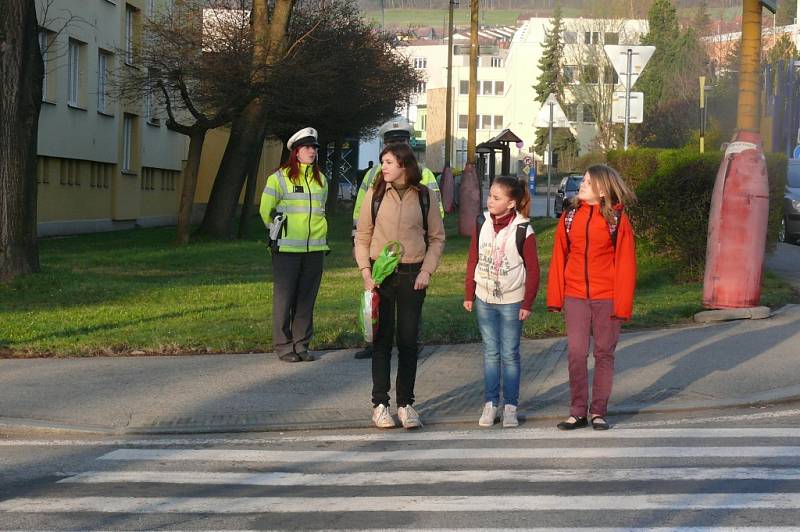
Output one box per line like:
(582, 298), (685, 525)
(474, 211), (532, 304)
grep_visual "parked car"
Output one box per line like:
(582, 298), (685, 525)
(553, 174), (584, 217)
(781, 159), (800, 244)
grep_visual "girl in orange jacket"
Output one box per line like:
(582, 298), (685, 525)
(546, 164), (637, 431)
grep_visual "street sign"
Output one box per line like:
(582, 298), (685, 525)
(453, 44), (499, 55)
(534, 94), (570, 128)
(793, 144), (800, 160)
(603, 45), (656, 88)
(612, 91), (643, 123)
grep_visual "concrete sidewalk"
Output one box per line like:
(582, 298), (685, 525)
(2, 303), (799, 435)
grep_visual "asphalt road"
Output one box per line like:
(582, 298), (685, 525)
(5, 405), (800, 530)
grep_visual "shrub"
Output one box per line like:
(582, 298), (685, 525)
(606, 148), (663, 192)
(621, 148), (787, 280)
(573, 151), (607, 171)
(631, 150), (722, 280)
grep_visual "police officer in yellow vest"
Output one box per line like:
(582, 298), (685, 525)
(260, 127), (328, 363)
(352, 118), (444, 360)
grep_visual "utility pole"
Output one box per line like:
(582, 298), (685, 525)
(444, 0), (457, 168)
(467, 0), (478, 164)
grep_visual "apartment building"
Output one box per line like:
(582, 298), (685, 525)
(402, 17), (648, 173)
(34, 0), (189, 236)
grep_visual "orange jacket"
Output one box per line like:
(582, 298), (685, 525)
(546, 202), (637, 320)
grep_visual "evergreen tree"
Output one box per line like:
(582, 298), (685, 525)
(632, 0), (709, 148)
(532, 2), (578, 167)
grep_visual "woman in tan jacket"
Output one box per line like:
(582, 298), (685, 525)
(355, 143), (445, 429)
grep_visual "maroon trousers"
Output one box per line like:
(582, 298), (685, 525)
(564, 297), (622, 418)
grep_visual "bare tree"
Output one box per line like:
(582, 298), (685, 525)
(114, 0), (260, 244)
(1, 0), (43, 281)
(561, 19), (640, 150)
(198, 0), (299, 239)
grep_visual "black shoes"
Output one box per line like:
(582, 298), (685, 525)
(556, 416), (588, 430)
(354, 347), (373, 359)
(591, 415), (610, 430)
(279, 352), (315, 363)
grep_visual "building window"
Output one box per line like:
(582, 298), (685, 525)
(564, 31), (578, 44)
(458, 114), (468, 129)
(67, 39), (82, 107)
(419, 113), (427, 131)
(97, 51), (111, 113)
(604, 32), (619, 45)
(413, 57), (427, 69)
(480, 114), (491, 129)
(582, 65), (599, 84)
(495, 81), (504, 95)
(38, 30), (51, 101)
(494, 115), (503, 129)
(566, 103), (579, 122)
(582, 105), (596, 123)
(125, 5), (138, 65)
(122, 114), (135, 172)
(490, 56), (503, 68)
(563, 65), (578, 84)
(584, 31), (600, 44)
(459, 80), (469, 95)
(604, 65), (619, 85)
(481, 80), (493, 95)
(414, 81), (427, 94)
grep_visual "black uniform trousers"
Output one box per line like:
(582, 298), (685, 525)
(372, 263), (426, 408)
(271, 251), (324, 358)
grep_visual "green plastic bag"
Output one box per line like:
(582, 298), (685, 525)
(371, 241), (404, 285)
(359, 241), (404, 342)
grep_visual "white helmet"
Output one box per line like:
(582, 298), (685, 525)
(378, 118), (414, 144)
(287, 127), (319, 150)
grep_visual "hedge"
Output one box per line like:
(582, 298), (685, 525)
(605, 148), (787, 280)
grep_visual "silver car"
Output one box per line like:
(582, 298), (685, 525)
(781, 159), (800, 244)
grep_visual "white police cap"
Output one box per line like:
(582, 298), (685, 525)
(378, 118), (414, 143)
(287, 127), (319, 150)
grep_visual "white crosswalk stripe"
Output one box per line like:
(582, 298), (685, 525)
(5, 426), (800, 530)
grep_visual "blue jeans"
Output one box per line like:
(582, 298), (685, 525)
(475, 298), (522, 407)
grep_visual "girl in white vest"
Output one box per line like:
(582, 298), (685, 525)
(464, 176), (540, 427)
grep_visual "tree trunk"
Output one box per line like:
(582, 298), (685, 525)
(198, 0), (294, 239)
(175, 129), (206, 245)
(237, 135), (264, 240)
(0, 0), (43, 282)
(326, 139), (341, 214)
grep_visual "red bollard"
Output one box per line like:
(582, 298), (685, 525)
(702, 130), (770, 308)
(458, 163), (481, 237)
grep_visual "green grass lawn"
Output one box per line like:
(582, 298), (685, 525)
(0, 210), (795, 357)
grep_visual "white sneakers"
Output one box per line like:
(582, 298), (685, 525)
(478, 401), (497, 427)
(372, 404), (396, 429)
(373, 404), (422, 429)
(397, 405), (422, 429)
(478, 402), (519, 427)
(502, 404), (519, 427)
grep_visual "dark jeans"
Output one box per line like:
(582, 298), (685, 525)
(372, 263), (426, 407)
(271, 251), (324, 357)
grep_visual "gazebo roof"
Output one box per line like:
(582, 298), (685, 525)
(476, 128), (523, 151)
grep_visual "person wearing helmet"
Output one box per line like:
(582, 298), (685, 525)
(260, 127), (328, 363)
(352, 118), (444, 360)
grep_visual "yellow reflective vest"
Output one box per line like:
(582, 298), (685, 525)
(259, 164), (329, 253)
(352, 163), (444, 228)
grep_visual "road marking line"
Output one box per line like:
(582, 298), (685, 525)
(7, 494), (800, 513)
(8, 427), (800, 446)
(98, 447), (800, 463)
(59, 467), (800, 486)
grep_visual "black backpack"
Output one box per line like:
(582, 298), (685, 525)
(372, 186), (430, 245)
(475, 213), (530, 265)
